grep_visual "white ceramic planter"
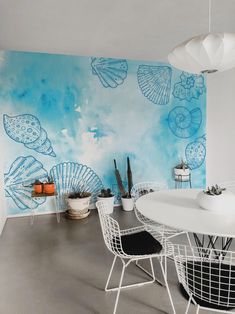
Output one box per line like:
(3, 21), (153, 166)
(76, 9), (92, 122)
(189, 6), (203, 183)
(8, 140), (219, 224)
(196, 191), (235, 212)
(121, 197), (134, 211)
(67, 196), (91, 212)
(174, 168), (190, 181)
(97, 196), (115, 214)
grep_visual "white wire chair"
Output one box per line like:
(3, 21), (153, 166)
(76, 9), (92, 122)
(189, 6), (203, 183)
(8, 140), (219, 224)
(131, 182), (192, 279)
(96, 200), (176, 314)
(174, 244), (235, 313)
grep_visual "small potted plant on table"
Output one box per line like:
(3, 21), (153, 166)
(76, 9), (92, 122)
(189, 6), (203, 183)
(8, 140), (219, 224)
(33, 179), (43, 194)
(174, 160), (190, 182)
(43, 176), (56, 194)
(97, 188), (115, 214)
(196, 184), (235, 212)
(114, 157), (134, 211)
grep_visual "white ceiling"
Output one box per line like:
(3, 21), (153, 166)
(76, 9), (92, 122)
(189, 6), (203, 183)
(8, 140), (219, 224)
(0, 0), (235, 62)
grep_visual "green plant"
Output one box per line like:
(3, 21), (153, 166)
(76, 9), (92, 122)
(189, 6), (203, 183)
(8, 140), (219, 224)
(46, 176), (54, 184)
(114, 157), (133, 198)
(99, 188), (113, 198)
(175, 160), (189, 170)
(34, 179), (42, 185)
(204, 184), (226, 196)
(68, 191), (91, 199)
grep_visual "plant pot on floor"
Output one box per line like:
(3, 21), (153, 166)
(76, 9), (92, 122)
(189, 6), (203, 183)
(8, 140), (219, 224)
(67, 194), (91, 212)
(121, 197), (134, 211)
(97, 196), (115, 214)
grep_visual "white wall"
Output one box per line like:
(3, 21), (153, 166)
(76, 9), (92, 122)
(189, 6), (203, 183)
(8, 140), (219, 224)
(207, 68), (235, 185)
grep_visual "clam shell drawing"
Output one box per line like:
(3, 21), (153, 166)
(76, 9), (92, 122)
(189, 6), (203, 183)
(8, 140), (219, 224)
(4, 155), (48, 210)
(137, 65), (172, 105)
(168, 106), (202, 138)
(50, 162), (103, 205)
(91, 57), (128, 88)
(3, 114), (56, 157)
(185, 135), (206, 169)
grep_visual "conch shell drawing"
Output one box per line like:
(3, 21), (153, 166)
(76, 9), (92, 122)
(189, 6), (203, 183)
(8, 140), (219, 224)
(3, 114), (56, 157)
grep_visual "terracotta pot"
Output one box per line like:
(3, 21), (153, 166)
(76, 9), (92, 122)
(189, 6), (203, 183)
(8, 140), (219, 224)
(43, 183), (55, 194)
(34, 183), (43, 194)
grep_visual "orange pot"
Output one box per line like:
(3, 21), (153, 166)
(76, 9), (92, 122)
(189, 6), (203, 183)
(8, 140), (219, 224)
(34, 183), (43, 194)
(43, 183), (55, 194)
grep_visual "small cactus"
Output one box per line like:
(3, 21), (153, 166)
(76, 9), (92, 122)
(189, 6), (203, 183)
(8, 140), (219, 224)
(175, 160), (189, 170)
(204, 184), (226, 196)
(99, 188), (113, 198)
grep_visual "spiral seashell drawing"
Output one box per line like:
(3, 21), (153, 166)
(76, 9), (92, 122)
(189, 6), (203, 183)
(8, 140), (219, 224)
(3, 114), (56, 157)
(168, 106), (202, 138)
(50, 162), (103, 205)
(91, 57), (128, 88)
(137, 65), (172, 105)
(173, 72), (205, 101)
(4, 155), (48, 211)
(185, 135), (206, 169)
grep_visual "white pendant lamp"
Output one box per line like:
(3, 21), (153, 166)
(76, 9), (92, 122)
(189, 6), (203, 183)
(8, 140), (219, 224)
(168, 1), (235, 74)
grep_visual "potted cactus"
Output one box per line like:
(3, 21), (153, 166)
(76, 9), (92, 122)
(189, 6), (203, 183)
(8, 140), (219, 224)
(67, 189), (91, 212)
(196, 184), (235, 212)
(114, 157), (134, 211)
(43, 176), (56, 194)
(97, 188), (115, 214)
(33, 179), (43, 194)
(174, 160), (190, 182)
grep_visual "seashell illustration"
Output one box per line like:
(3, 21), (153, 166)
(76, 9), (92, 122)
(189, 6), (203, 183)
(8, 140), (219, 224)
(173, 72), (206, 101)
(91, 57), (128, 88)
(4, 155), (48, 210)
(3, 114), (56, 157)
(50, 162), (103, 205)
(168, 106), (202, 138)
(185, 135), (206, 170)
(137, 65), (172, 105)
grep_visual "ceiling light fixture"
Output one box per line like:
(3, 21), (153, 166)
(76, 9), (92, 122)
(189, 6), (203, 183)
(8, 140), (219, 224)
(168, 0), (235, 74)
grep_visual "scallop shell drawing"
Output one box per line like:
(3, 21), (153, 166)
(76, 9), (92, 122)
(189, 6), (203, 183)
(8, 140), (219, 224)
(91, 57), (128, 88)
(185, 135), (206, 169)
(168, 106), (202, 138)
(3, 114), (56, 157)
(137, 65), (172, 105)
(4, 155), (48, 210)
(50, 162), (103, 205)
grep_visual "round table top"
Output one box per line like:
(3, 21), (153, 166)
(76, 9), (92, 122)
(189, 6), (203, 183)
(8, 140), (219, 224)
(136, 189), (235, 237)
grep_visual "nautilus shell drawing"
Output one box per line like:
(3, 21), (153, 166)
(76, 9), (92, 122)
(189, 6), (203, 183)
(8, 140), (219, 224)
(3, 114), (56, 157)
(168, 106), (202, 138)
(4, 156), (48, 210)
(185, 135), (206, 169)
(91, 57), (128, 88)
(50, 162), (103, 204)
(137, 65), (172, 105)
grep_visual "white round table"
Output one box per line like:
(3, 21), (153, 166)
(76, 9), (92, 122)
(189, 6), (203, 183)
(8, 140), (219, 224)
(136, 189), (235, 238)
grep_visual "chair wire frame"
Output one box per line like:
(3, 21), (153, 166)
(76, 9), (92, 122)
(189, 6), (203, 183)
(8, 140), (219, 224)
(174, 244), (235, 314)
(131, 181), (192, 279)
(96, 200), (176, 314)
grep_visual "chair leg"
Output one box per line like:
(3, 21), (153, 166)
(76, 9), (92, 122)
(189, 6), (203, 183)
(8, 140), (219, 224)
(113, 260), (126, 314)
(185, 294), (192, 314)
(195, 305), (200, 314)
(159, 259), (176, 314)
(186, 232), (193, 248)
(135, 259), (164, 286)
(105, 256), (117, 291)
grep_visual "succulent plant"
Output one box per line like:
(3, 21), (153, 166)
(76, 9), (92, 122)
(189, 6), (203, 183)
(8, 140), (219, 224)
(175, 159), (189, 170)
(68, 191), (91, 199)
(204, 184), (226, 196)
(34, 179), (42, 185)
(99, 188), (113, 198)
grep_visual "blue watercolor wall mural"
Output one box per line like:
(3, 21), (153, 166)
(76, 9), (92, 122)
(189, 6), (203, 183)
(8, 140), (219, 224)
(0, 51), (206, 216)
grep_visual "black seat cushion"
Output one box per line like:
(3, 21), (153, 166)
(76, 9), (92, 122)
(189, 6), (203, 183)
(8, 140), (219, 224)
(182, 261), (235, 310)
(113, 231), (162, 256)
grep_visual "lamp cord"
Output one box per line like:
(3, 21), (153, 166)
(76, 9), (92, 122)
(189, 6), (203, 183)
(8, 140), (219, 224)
(209, 0), (211, 33)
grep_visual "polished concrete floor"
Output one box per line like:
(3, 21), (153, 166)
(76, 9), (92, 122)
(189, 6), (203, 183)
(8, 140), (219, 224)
(0, 208), (215, 314)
